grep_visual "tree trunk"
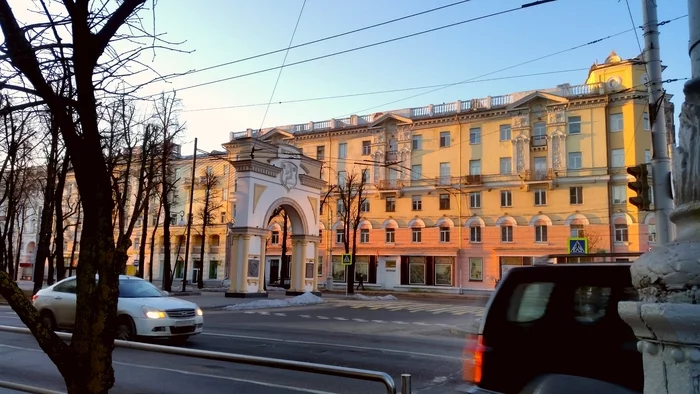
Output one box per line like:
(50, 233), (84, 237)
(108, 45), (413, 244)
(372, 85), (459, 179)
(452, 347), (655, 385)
(197, 192), (209, 289)
(148, 203), (161, 283)
(53, 155), (70, 282)
(138, 192), (150, 278)
(68, 205), (81, 277)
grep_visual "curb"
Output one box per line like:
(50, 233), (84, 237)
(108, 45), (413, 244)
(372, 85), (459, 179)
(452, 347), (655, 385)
(169, 291), (202, 296)
(322, 290), (492, 301)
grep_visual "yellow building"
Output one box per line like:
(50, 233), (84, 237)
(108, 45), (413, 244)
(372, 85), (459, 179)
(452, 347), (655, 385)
(259, 51), (673, 291)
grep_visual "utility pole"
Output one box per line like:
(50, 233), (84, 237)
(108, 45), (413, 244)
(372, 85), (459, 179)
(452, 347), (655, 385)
(642, 0), (674, 244)
(182, 138), (198, 292)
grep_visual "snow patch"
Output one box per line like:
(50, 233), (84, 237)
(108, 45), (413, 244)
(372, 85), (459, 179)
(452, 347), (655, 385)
(347, 294), (398, 301)
(224, 292), (324, 310)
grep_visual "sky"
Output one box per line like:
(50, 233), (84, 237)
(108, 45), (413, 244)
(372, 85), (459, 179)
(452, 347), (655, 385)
(11, 0), (695, 154)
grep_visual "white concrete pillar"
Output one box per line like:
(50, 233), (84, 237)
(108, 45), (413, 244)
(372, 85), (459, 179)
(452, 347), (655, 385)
(237, 235), (250, 291)
(312, 242), (319, 292)
(227, 234), (239, 293)
(258, 235), (266, 293)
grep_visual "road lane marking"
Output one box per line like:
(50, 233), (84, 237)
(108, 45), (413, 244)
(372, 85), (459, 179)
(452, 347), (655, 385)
(273, 313), (286, 316)
(0, 344), (336, 394)
(371, 320), (386, 323)
(300, 315), (311, 318)
(351, 319), (367, 322)
(201, 332), (461, 361)
(333, 317), (347, 321)
(316, 316), (329, 320)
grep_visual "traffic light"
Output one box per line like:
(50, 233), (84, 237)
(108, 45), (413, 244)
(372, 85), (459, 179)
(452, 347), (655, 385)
(627, 164), (650, 211)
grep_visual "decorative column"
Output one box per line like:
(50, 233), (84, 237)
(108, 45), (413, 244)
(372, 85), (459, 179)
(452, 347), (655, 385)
(238, 235), (250, 291)
(312, 242), (319, 292)
(287, 235), (310, 296)
(226, 234), (240, 293)
(258, 235), (266, 293)
(226, 232), (264, 298)
(618, 3), (700, 392)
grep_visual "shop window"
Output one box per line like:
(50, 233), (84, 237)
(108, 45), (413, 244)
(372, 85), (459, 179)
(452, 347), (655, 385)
(435, 257), (452, 286)
(332, 256), (345, 282)
(409, 257), (426, 285)
(469, 257), (483, 281)
(208, 261), (219, 280)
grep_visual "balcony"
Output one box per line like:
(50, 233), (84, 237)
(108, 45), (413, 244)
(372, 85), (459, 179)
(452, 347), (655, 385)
(376, 180), (404, 190)
(386, 151), (399, 162)
(530, 135), (548, 151)
(209, 246), (220, 254)
(524, 169), (555, 182)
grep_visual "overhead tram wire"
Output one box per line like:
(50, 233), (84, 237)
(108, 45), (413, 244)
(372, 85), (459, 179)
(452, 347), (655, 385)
(159, 0), (478, 81)
(338, 13), (687, 117)
(183, 68), (588, 113)
(149, 0), (558, 98)
(251, 0), (307, 160)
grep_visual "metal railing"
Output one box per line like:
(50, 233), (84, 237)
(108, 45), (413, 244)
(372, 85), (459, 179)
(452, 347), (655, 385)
(0, 325), (406, 394)
(0, 380), (63, 394)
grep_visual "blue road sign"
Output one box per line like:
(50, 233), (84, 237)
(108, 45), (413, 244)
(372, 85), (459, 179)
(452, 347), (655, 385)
(568, 238), (588, 255)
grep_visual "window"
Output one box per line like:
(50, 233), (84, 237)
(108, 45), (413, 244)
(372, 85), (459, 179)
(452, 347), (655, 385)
(412, 228), (422, 243)
(133, 238), (140, 250)
(440, 227), (451, 243)
(360, 199), (370, 212)
(469, 192), (481, 209)
(319, 229), (323, 240)
(648, 224), (657, 244)
(360, 229), (369, 243)
(643, 112), (650, 130)
(469, 127), (481, 144)
(534, 189), (547, 206)
(385, 228), (395, 243)
(610, 113), (624, 132)
(469, 257), (483, 281)
(614, 224), (629, 243)
(534, 122), (546, 137)
(574, 286), (612, 323)
(535, 225), (548, 242)
(439, 162), (451, 185)
(501, 225), (513, 242)
(569, 186), (583, 204)
(208, 261), (219, 280)
(54, 279), (77, 294)
(500, 124), (511, 141)
(570, 224), (584, 238)
(412, 135), (422, 150)
(362, 169), (370, 184)
(362, 140), (371, 155)
(409, 258), (426, 285)
(613, 185), (627, 204)
(336, 200), (345, 214)
(335, 229), (345, 244)
(439, 194), (450, 210)
(568, 116), (582, 134)
(611, 149), (625, 168)
(206, 166), (214, 176)
(411, 165), (422, 181)
(412, 195), (422, 211)
(435, 258), (453, 286)
(332, 256), (346, 282)
(470, 226), (481, 243)
(385, 197), (396, 212)
(337, 171), (346, 186)
(316, 146), (325, 160)
(501, 190), (512, 207)
(220, 211), (226, 224)
(439, 131), (450, 147)
(507, 282), (555, 322)
(469, 160), (481, 175)
(271, 231), (280, 244)
(500, 158), (512, 175)
(645, 149), (651, 164)
(338, 143), (347, 158)
(568, 152), (582, 169)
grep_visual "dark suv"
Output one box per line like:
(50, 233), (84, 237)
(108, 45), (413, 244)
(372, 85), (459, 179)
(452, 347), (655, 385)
(462, 263), (643, 394)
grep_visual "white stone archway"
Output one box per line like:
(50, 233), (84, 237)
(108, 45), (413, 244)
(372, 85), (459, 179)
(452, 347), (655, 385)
(223, 137), (324, 298)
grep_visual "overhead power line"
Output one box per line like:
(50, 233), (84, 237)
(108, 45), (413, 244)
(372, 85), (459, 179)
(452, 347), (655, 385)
(163, 0), (477, 81)
(336, 14), (687, 118)
(152, 0), (558, 97)
(183, 68), (588, 113)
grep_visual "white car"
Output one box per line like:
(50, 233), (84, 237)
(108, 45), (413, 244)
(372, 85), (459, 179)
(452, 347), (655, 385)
(32, 275), (204, 342)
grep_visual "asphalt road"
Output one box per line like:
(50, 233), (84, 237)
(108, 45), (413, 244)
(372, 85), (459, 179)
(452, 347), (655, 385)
(0, 297), (484, 393)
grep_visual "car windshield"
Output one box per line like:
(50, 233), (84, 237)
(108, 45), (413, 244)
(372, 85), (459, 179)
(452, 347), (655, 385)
(118, 279), (166, 298)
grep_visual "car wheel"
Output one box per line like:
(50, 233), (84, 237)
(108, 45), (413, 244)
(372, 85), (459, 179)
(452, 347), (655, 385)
(40, 310), (56, 332)
(115, 316), (136, 341)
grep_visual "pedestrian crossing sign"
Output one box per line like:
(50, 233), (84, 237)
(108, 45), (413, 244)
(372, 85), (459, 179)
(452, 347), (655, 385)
(341, 254), (352, 265)
(568, 237), (588, 255)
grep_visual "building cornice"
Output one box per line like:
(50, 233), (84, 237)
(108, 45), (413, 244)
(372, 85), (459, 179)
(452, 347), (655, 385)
(232, 159), (282, 179)
(299, 174), (326, 190)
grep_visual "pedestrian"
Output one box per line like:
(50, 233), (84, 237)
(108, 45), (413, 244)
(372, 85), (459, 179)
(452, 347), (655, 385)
(356, 272), (365, 291)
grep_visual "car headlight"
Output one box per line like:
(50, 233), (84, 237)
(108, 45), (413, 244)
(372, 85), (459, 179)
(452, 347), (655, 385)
(196, 308), (203, 316)
(142, 306), (166, 319)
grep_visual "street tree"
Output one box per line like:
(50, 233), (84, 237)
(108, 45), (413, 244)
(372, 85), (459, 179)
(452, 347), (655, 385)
(268, 207), (290, 287)
(336, 169), (369, 294)
(0, 1), (185, 392)
(152, 93), (185, 292)
(195, 169), (222, 289)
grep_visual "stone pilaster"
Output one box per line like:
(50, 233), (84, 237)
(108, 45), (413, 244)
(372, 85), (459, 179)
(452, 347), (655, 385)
(226, 228), (268, 298)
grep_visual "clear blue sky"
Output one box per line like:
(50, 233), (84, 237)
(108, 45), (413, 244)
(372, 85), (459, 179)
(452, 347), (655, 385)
(136, 0), (691, 153)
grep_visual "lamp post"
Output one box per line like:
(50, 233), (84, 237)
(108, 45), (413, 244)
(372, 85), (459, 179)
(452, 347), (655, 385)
(618, 2), (700, 392)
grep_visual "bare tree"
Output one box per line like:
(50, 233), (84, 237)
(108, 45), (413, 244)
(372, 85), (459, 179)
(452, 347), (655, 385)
(268, 207), (290, 288)
(152, 93), (185, 292)
(50, 154), (71, 283)
(581, 229), (605, 254)
(195, 169), (222, 289)
(0, 2), (187, 392)
(336, 170), (369, 294)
